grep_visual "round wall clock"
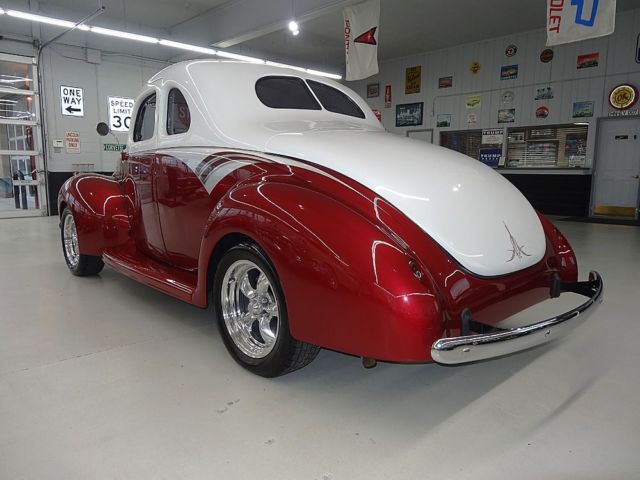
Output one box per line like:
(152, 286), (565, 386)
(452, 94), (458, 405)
(609, 84), (638, 110)
(540, 49), (554, 63)
(506, 45), (518, 57)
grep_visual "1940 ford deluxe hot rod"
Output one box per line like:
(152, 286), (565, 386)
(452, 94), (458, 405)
(58, 60), (603, 377)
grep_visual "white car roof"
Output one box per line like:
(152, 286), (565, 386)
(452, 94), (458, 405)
(130, 60), (383, 153)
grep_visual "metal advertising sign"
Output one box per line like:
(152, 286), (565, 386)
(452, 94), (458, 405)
(64, 131), (80, 153)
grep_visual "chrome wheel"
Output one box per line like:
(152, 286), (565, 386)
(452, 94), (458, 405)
(221, 259), (280, 359)
(63, 213), (80, 268)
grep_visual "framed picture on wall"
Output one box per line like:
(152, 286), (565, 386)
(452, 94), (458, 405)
(366, 83), (380, 98)
(395, 102), (424, 127)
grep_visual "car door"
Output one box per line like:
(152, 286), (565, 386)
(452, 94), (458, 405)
(127, 91), (168, 261)
(156, 87), (213, 270)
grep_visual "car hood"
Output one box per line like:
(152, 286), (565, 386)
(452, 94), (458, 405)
(264, 126), (546, 277)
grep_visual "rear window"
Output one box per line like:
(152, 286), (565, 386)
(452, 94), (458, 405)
(307, 80), (365, 118)
(256, 76), (321, 110)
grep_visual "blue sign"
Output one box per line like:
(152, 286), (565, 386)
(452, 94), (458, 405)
(479, 148), (502, 168)
(571, 0), (599, 27)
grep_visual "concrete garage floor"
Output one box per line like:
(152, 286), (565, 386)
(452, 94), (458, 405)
(1, 217), (639, 479)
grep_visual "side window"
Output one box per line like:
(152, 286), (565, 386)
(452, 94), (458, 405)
(306, 80), (365, 119)
(167, 88), (191, 135)
(133, 93), (156, 142)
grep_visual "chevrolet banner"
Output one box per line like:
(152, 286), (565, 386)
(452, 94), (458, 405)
(344, 0), (380, 81)
(547, 0), (616, 46)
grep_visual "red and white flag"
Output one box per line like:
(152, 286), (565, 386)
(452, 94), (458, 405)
(343, 0), (380, 81)
(546, 0), (616, 46)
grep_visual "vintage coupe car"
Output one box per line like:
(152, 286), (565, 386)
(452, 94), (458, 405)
(58, 60), (603, 377)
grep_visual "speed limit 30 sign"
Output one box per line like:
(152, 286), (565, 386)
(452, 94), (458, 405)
(108, 96), (134, 132)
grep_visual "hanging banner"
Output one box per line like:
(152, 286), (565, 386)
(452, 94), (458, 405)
(343, 0), (380, 81)
(547, 0), (616, 46)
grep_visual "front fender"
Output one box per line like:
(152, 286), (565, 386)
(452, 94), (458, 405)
(197, 180), (444, 362)
(58, 173), (130, 256)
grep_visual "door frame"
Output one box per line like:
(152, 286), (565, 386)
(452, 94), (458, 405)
(590, 116), (640, 219)
(405, 128), (434, 143)
(0, 52), (47, 219)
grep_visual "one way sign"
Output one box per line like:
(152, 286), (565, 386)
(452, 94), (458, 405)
(60, 85), (84, 117)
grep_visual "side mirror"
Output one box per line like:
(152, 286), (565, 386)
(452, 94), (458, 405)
(96, 122), (110, 136)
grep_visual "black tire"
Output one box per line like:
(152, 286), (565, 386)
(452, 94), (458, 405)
(213, 243), (319, 377)
(60, 208), (104, 276)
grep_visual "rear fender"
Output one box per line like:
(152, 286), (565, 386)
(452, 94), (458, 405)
(58, 173), (130, 256)
(196, 181), (444, 362)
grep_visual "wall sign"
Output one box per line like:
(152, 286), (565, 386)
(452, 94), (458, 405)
(572, 101), (594, 118)
(467, 113), (477, 125)
(64, 131), (80, 153)
(395, 102), (423, 127)
(108, 96), (134, 132)
(482, 129), (504, 145)
(540, 48), (554, 63)
(500, 65), (518, 80)
(465, 95), (481, 109)
(577, 52), (599, 69)
(535, 86), (554, 100)
(498, 108), (515, 123)
(479, 148), (502, 167)
(469, 61), (481, 74)
(505, 44), (518, 57)
(501, 91), (514, 104)
(366, 83), (380, 98)
(436, 114), (451, 128)
(608, 84), (638, 110)
(103, 143), (127, 152)
(384, 84), (392, 108)
(438, 76), (453, 88)
(60, 85), (84, 117)
(536, 106), (550, 118)
(405, 66), (422, 94)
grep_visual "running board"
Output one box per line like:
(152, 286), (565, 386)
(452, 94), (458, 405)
(102, 243), (198, 304)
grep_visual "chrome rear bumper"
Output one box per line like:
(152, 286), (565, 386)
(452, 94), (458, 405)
(431, 271), (603, 365)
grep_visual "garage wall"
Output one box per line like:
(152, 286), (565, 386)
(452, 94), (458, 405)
(350, 8), (640, 170)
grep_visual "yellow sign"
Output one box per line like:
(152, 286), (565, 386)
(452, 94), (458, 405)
(609, 84), (638, 110)
(469, 61), (481, 74)
(405, 66), (422, 94)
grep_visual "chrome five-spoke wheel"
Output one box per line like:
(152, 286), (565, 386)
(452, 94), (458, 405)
(221, 259), (280, 359)
(62, 212), (80, 268)
(213, 243), (319, 377)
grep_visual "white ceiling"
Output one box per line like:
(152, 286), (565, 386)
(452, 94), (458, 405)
(1, 0), (639, 71)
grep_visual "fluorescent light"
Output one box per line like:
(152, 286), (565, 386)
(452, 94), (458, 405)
(215, 51), (264, 63)
(7, 10), (78, 28)
(91, 26), (158, 44)
(77, 24), (90, 31)
(159, 40), (216, 55)
(0, 8), (5, 14)
(292, 29), (299, 36)
(288, 20), (299, 32)
(306, 69), (342, 80)
(265, 61), (307, 72)
(574, 122), (589, 125)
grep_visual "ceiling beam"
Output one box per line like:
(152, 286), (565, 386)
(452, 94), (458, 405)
(170, 0), (358, 49)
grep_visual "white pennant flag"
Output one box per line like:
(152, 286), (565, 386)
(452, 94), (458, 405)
(547, 0), (616, 46)
(343, 0), (380, 81)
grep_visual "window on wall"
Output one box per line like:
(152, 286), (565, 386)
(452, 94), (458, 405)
(506, 124), (588, 168)
(440, 130), (483, 160)
(133, 93), (156, 142)
(167, 88), (191, 135)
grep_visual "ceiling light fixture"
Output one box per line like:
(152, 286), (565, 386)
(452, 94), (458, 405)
(2, 9), (342, 80)
(90, 26), (159, 44)
(215, 51), (264, 63)
(288, 20), (300, 36)
(159, 40), (216, 55)
(7, 9), (86, 29)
